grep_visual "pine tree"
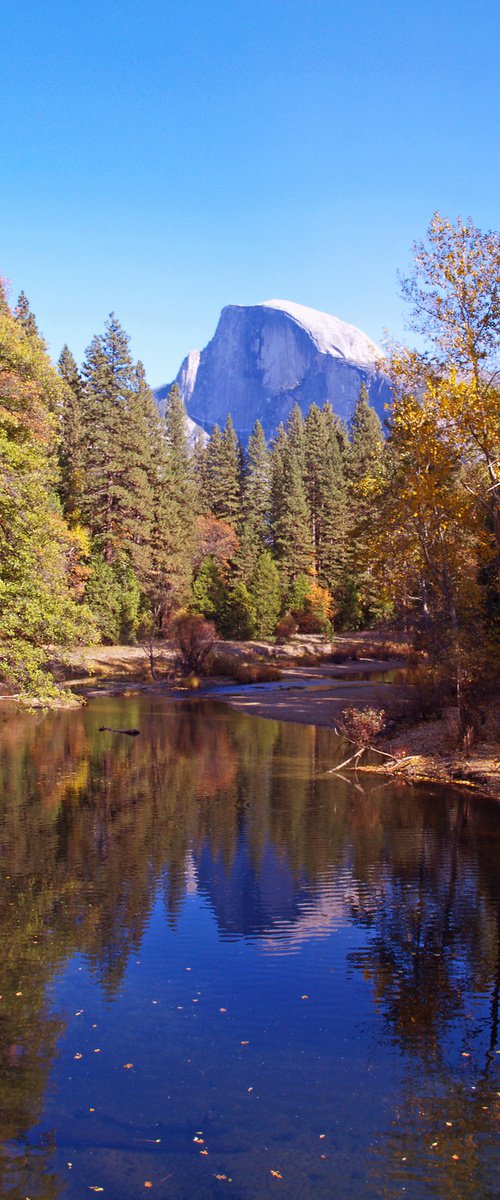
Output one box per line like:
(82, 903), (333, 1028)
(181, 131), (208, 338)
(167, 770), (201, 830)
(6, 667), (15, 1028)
(80, 314), (153, 579)
(57, 345), (85, 522)
(250, 550), (282, 638)
(238, 419), (271, 581)
(271, 414), (313, 589)
(304, 402), (349, 595)
(204, 415), (242, 526)
(14, 291), (43, 341)
(348, 383), (385, 483)
(346, 384), (386, 623)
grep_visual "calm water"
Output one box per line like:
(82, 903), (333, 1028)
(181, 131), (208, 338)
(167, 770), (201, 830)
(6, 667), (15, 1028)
(0, 696), (499, 1200)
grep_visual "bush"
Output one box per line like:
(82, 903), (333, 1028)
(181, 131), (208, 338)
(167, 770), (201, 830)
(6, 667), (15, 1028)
(169, 612), (216, 676)
(287, 576), (333, 636)
(232, 662), (282, 684)
(337, 706), (386, 745)
(275, 612), (298, 642)
(204, 650), (282, 684)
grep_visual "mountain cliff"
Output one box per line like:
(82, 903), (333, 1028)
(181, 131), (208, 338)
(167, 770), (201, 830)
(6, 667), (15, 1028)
(157, 300), (390, 440)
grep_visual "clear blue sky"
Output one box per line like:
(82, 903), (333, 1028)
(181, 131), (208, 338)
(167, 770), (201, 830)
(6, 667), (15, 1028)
(1, 0), (499, 383)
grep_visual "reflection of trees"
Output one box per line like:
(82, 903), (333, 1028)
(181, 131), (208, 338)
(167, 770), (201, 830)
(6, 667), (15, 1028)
(0, 700), (499, 1198)
(345, 794), (500, 1198)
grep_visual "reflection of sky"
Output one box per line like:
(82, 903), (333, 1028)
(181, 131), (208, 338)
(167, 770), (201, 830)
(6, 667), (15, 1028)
(191, 837), (349, 953)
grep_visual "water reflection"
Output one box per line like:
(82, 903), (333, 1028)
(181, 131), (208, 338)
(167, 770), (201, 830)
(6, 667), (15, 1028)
(0, 696), (498, 1198)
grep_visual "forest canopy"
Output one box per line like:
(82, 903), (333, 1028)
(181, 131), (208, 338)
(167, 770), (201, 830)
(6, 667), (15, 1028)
(0, 213), (498, 701)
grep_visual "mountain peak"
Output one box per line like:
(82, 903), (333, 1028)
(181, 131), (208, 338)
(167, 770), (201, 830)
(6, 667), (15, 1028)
(259, 300), (382, 364)
(157, 300), (389, 441)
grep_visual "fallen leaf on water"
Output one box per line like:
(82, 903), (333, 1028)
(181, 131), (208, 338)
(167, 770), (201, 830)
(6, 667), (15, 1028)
(270, 1169), (283, 1179)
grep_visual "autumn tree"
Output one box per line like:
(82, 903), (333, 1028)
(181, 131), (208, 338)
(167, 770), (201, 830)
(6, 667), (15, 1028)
(0, 281), (95, 697)
(401, 213), (500, 570)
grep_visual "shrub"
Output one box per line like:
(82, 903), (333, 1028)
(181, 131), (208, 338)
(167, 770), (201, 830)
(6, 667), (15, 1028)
(337, 706), (386, 745)
(169, 612), (216, 676)
(275, 612), (298, 642)
(205, 650), (239, 677)
(232, 662), (282, 684)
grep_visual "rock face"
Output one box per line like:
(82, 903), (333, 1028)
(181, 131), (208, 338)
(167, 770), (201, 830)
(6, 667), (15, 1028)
(157, 299), (390, 441)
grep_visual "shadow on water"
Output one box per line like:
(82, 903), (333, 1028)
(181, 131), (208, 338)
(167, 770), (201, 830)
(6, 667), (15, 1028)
(0, 695), (499, 1199)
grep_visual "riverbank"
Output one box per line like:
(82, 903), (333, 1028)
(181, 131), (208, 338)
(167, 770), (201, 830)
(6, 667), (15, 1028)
(11, 634), (500, 801)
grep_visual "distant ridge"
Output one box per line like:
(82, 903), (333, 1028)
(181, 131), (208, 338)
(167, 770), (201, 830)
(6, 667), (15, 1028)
(156, 300), (390, 441)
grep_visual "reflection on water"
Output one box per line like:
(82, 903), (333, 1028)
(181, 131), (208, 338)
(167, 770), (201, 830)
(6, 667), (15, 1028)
(0, 696), (499, 1199)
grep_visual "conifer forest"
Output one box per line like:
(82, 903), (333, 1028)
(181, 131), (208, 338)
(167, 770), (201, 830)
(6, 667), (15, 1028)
(1, 214), (499, 704)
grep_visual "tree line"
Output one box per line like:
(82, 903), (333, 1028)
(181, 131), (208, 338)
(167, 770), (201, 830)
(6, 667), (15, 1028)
(0, 213), (498, 697)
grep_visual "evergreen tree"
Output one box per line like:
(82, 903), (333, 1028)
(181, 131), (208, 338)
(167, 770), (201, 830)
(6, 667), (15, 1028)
(192, 556), (226, 622)
(250, 550), (282, 638)
(238, 419), (271, 581)
(57, 345), (84, 522)
(80, 314), (153, 579)
(348, 383), (385, 483)
(14, 291), (43, 341)
(346, 383), (387, 624)
(164, 383), (196, 532)
(271, 415), (313, 588)
(304, 402), (349, 595)
(204, 415), (242, 526)
(220, 580), (256, 640)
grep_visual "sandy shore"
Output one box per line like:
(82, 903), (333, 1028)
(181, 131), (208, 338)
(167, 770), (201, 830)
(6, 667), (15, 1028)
(17, 638), (500, 802)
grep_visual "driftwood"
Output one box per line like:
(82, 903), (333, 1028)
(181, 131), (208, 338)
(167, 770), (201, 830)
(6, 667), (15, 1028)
(327, 739), (415, 776)
(98, 726), (140, 736)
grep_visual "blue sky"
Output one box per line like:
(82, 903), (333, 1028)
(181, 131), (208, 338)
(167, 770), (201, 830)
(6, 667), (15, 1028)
(1, 0), (499, 383)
